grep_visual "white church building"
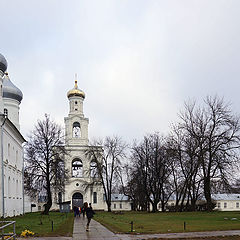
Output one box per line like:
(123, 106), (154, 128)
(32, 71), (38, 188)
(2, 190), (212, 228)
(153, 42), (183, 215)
(0, 53), (26, 217)
(53, 80), (107, 210)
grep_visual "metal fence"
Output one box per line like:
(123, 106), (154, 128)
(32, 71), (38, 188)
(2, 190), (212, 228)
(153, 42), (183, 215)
(0, 221), (16, 240)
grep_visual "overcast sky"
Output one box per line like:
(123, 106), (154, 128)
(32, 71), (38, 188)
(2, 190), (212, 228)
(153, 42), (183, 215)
(1, 0), (240, 143)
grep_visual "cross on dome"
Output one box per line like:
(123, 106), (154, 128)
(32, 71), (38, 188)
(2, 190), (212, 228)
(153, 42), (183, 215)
(67, 75), (85, 99)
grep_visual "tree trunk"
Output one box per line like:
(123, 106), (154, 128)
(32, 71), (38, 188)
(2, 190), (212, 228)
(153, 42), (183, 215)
(132, 200), (137, 211)
(152, 201), (158, 212)
(204, 177), (212, 211)
(42, 179), (52, 215)
(43, 197), (52, 215)
(161, 200), (166, 212)
(107, 201), (111, 212)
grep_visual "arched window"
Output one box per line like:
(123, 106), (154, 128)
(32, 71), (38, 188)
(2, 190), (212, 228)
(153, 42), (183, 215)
(72, 159), (83, 177)
(93, 192), (97, 203)
(8, 143), (10, 157)
(16, 180), (18, 197)
(90, 161), (98, 178)
(72, 122), (81, 138)
(16, 150), (18, 164)
(58, 192), (62, 203)
(13, 178), (15, 198)
(8, 177), (11, 197)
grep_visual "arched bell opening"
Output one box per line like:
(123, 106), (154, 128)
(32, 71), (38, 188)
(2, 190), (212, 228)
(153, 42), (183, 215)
(73, 122), (81, 138)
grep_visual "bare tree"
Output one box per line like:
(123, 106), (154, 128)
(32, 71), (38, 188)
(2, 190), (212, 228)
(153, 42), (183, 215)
(167, 125), (203, 211)
(24, 114), (68, 215)
(179, 96), (240, 211)
(120, 163), (149, 211)
(86, 136), (127, 212)
(131, 133), (172, 212)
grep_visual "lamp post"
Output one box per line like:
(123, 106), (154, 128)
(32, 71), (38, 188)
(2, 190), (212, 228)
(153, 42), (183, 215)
(1, 112), (7, 218)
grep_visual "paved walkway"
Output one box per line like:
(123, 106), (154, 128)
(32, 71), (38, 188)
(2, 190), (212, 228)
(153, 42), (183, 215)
(18, 216), (240, 240)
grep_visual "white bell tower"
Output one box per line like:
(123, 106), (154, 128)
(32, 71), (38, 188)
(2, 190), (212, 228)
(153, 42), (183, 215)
(64, 78), (89, 146)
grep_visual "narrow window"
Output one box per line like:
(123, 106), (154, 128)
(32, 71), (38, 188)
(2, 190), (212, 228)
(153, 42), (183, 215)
(58, 192), (62, 203)
(8, 177), (11, 198)
(16, 180), (18, 197)
(114, 204), (116, 209)
(13, 178), (15, 198)
(217, 202), (221, 208)
(16, 150), (18, 163)
(90, 161), (98, 178)
(224, 202), (227, 208)
(8, 143), (10, 157)
(93, 192), (97, 204)
(4, 108), (8, 117)
(120, 203), (122, 209)
(236, 202), (239, 208)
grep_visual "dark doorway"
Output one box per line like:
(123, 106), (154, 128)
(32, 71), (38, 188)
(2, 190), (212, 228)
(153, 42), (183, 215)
(72, 192), (83, 208)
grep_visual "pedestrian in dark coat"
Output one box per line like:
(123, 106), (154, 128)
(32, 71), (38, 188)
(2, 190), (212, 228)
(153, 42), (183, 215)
(73, 206), (78, 217)
(76, 206), (80, 217)
(84, 202), (95, 231)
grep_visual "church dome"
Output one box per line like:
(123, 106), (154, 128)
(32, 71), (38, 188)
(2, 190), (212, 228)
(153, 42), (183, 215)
(3, 73), (23, 102)
(67, 80), (85, 99)
(0, 53), (8, 73)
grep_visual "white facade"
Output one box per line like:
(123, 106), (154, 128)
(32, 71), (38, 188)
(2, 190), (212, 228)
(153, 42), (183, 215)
(0, 54), (25, 217)
(161, 194), (240, 212)
(212, 194), (240, 211)
(24, 195), (38, 213)
(111, 194), (132, 211)
(2, 119), (25, 217)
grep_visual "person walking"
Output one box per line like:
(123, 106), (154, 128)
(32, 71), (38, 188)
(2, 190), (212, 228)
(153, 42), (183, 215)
(81, 204), (86, 218)
(73, 206), (78, 217)
(76, 206), (80, 217)
(79, 206), (82, 217)
(89, 203), (92, 210)
(84, 202), (95, 231)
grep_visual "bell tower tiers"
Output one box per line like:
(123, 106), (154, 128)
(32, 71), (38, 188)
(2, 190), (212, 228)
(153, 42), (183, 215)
(64, 79), (89, 146)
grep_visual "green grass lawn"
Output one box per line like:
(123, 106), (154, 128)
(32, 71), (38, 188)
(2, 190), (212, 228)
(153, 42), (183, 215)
(1, 211), (74, 237)
(94, 211), (240, 234)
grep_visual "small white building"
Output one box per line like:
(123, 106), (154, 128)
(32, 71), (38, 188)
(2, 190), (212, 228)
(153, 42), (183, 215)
(160, 193), (240, 212)
(212, 194), (240, 211)
(111, 194), (132, 211)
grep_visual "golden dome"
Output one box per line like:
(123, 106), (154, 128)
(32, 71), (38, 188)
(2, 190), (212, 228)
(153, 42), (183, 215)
(67, 80), (85, 99)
